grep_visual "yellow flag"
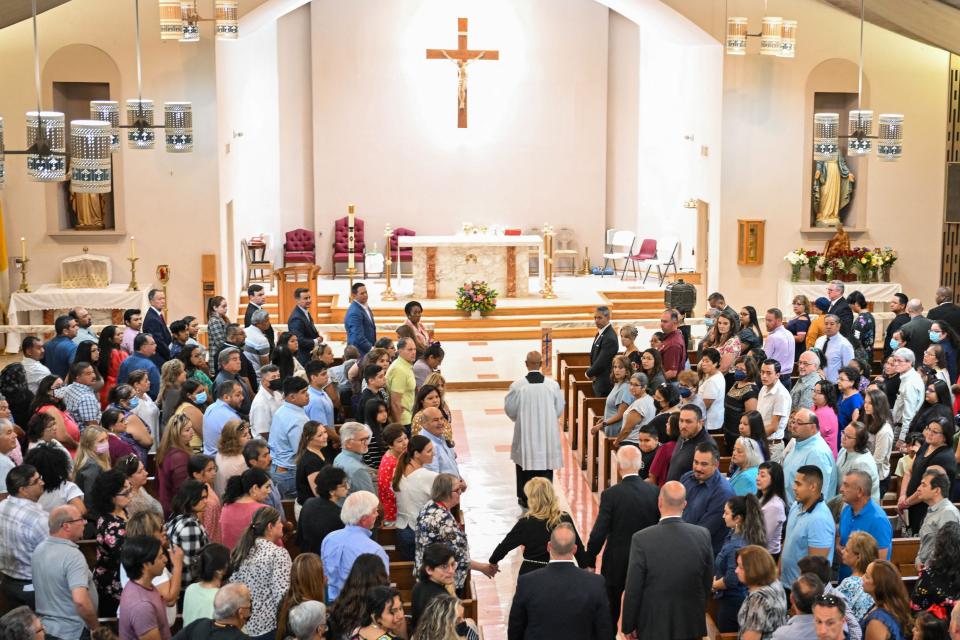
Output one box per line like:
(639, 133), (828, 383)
(0, 199), (9, 325)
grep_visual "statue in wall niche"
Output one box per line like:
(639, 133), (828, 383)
(812, 152), (856, 228)
(70, 191), (107, 230)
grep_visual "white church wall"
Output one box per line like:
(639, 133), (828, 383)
(0, 1), (220, 319)
(308, 0), (611, 271)
(663, 0), (949, 309)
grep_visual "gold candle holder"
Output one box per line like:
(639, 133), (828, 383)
(15, 258), (30, 293)
(541, 225), (557, 299)
(381, 224), (397, 301)
(579, 246), (591, 276)
(127, 257), (140, 291)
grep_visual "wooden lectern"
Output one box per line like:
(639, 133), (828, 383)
(274, 265), (320, 322)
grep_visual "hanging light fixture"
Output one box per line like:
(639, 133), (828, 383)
(159, 0), (182, 40)
(164, 102), (193, 152)
(814, 0), (903, 161)
(215, 0), (238, 39)
(179, 0), (200, 42)
(69, 120), (112, 193)
(90, 100), (120, 152)
(725, 2), (797, 58)
(160, 0), (240, 41)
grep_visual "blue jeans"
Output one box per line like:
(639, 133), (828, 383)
(397, 526), (416, 561)
(271, 464), (297, 499)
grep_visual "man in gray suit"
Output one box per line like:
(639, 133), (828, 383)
(621, 481), (714, 640)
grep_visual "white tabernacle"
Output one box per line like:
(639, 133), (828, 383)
(397, 235), (542, 299)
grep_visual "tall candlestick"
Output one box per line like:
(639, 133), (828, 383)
(130, 235), (137, 260)
(19, 237), (25, 262)
(347, 204), (356, 271)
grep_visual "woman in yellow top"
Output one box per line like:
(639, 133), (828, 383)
(805, 296), (832, 349)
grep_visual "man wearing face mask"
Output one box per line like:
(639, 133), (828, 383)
(249, 365), (283, 439)
(883, 293), (910, 360)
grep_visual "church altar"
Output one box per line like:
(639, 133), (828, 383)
(397, 235), (541, 299)
(4, 284), (150, 353)
(777, 280), (902, 313)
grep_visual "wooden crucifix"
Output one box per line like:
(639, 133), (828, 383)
(426, 18), (499, 128)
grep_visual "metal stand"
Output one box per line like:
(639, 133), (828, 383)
(127, 257), (140, 291)
(15, 258), (31, 293)
(382, 224), (397, 301)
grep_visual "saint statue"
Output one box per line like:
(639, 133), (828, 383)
(812, 152), (856, 228)
(70, 191), (106, 230)
(823, 223), (851, 260)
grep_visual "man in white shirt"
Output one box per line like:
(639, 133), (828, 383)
(243, 310), (273, 377)
(892, 348), (925, 444)
(249, 364), (283, 438)
(20, 337), (51, 395)
(814, 315), (854, 384)
(697, 348), (725, 435)
(757, 359), (791, 463)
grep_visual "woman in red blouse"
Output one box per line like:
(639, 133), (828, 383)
(156, 413), (196, 516)
(377, 424), (409, 526)
(98, 326), (128, 409)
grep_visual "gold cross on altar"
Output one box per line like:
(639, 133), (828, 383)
(426, 18), (499, 129)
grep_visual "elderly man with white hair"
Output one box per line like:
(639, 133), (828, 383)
(288, 601), (328, 640)
(320, 490), (389, 600)
(173, 583), (253, 639)
(891, 347), (925, 444)
(333, 421), (376, 495)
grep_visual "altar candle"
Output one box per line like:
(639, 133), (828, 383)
(20, 237), (25, 262)
(347, 204), (355, 269)
(130, 235), (136, 260)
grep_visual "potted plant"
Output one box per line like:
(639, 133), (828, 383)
(456, 281), (498, 319)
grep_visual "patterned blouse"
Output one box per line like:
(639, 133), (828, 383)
(229, 538), (292, 636)
(165, 514), (209, 580)
(737, 582), (788, 640)
(206, 315), (228, 368)
(378, 452), (400, 523)
(201, 483), (223, 544)
(415, 502), (470, 590)
(837, 575), (875, 622)
(910, 566), (960, 615)
(94, 513), (127, 613)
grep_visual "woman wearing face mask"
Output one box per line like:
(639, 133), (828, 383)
(928, 320), (960, 385)
(786, 295), (812, 363)
(107, 384), (154, 458)
(722, 357), (760, 451)
(677, 370), (706, 414)
(174, 379), (207, 452)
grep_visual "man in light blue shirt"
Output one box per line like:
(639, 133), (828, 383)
(117, 333), (161, 399)
(814, 314), (854, 384)
(202, 380), (245, 455)
(321, 491), (389, 600)
(305, 361), (335, 427)
(782, 408), (837, 506)
(333, 422), (376, 495)
(838, 470), (892, 581)
(781, 465), (835, 590)
(420, 407), (460, 477)
(268, 377), (311, 498)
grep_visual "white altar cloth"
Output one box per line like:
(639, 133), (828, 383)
(398, 235), (543, 247)
(5, 284), (150, 353)
(777, 280), (902, 313)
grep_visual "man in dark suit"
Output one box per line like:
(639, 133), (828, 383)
(585, 446), (660, 628)
(621, 481), (713, 640)
(900, 298), (933, 364)
(586, 306), (618, 398)
(287, 287), (320, 366)
(508, 523), (613, 640)
(883, 292), (910, 359)
(343, 282), (377, 358)
(825, 280), (854, 338)
(928, 286), (960, 337)
(244, 284), (274, 351)
(142, 288), (172, 367)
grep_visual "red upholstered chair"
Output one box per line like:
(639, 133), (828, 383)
(389, 227), (416, 270)
(332, 216), (366, 277)
(283, 229), (316, 267)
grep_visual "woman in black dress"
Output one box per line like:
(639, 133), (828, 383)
(488, 477), (585, 575)
(294, 420), (332, 506)
(899, 416), (958, 535)
(738, 306), (763, 355)
(911, 521), (960, 614)
(722, 356), (760, 450)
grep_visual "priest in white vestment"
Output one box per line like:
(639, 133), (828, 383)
(505, 351), (565, 508)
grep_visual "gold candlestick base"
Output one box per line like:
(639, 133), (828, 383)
(382, 225), (397, 301)
(347, 265), (357, 290)
(15, 258), (30, 293)
(127, 257), (140, 291)
(578, 247), (591, 276)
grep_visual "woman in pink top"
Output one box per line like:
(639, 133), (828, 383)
(190, 455), (222, 544)
(812, 380), (840, 458)
(98, 326), (128, 409)
(30, 376), (80, 456)
(219, 468), (281, 549)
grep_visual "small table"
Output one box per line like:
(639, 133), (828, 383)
(5, 284), (151, 353)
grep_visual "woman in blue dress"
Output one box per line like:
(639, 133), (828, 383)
(861, 560), (913, 640)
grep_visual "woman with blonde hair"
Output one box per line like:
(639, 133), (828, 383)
(276, 553), (326, 640)
(838, 530), (878, 622)
(488, 477), (585, 575)
(156, 413), (196, 515)
(423, 372), (452, 414)
(412, 593), (479, 640)
(74, 425), (111, 515)
(158, 359), (186, 427)
(214, 419), (252, 496)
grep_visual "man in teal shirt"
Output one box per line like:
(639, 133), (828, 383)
(781, 465), (835, 590)
(268, 377), (310, 498)
(782, 408), (837, 506)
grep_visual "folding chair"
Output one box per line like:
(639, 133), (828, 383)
(601, 230), (635, 277)
(653, 240), (680, 285)
(620, 238), (658, 281)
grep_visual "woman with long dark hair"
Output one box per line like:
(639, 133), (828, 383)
(911, 521), (960, 614)
(92, 468), (131, 616)
(900, 416), (958, 535)
(24, 441), (84, 513)
(722, 356), (759, 450)
(647, 411), (680, 487)
(221, 468), (276, 549)
(755, 461), (787, 558)
(411, 384), (453, 445)
(227, 506), (291, 638)
(326, 553), (391, 638)
(30, 375), (79, 454)
(737, 410), (769, 462)
(861, 560), (912, 640)
(864, 389), (895, 496)
(712, 494), (767, 632)
(97, 325), (127, 408)
(164, 478), (209, 579)
(71, 343), (104, 398)
(177, 345), (213, 397)
(294, 420), (331, 507)
(206, 295), (230, 370)
(362, 398), (390, 470)
(812, 380), (841, 458)
(393, 435), (438, 560)
(0, 363), (34, 429)
(276, 552), (326, 640)
(738, 306), (763, 354)
(271, 332), (306, 381)
(907, 380), (953, 438)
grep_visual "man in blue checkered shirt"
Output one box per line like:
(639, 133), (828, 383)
(63, 361), (102, 428)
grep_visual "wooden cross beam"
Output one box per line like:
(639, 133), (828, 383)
(426, 18), (499, 128)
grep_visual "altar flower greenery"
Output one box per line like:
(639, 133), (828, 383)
(784, 246), (896, 282)
(456, 280), (498, 314)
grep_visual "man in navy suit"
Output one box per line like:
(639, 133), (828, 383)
(508, 523), (613, 640)
(286, 287), (320, 366)
(344, 282), (377, 358)
(141, 288), (172, 367)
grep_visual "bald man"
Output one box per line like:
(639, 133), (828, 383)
(621, 482), (713, 640)
(929, 286), (960, 337)
(899, 298), (933, 364)
(421, 407), (460, 477)
(505, 351), (564, 507)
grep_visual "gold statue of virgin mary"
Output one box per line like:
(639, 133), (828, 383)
(813, 152), (856, 228)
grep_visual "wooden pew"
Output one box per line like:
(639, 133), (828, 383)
(577, 393), (604, 471)
(585, 404), (605, 492)
(891, 537), (920, 577)
(555, 351), (590, 385)
(568, 379), (593, 450)
(719, 457), (731, 475)
(596, 435), (616, 492)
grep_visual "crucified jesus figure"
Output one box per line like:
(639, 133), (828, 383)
(442, 50), (485, 110)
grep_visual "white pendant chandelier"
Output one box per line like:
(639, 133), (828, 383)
(160, 0), (239, 42)
(811, 0), (902, 162)
(726, 1), (797, 58)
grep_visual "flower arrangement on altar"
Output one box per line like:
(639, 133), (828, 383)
(783, 246), (897, 282)
(456, 280), (499, 314)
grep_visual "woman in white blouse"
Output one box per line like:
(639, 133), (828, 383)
(393, 434), (439, 561)
(863, 388), (895, 499)
(755, 461), (787, 558)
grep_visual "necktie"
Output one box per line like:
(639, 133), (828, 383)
(822, 335), (831, 356)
